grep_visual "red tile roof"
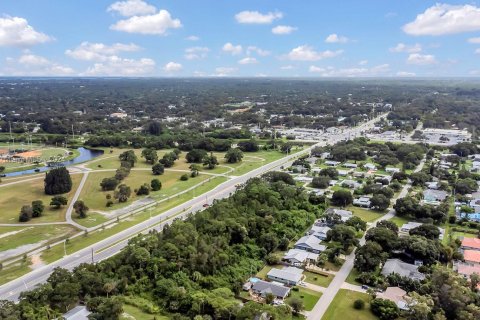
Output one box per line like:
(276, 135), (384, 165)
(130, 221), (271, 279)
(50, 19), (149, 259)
(457, 264), (480, 277)
(464, 250), (480, 264)
(461, 238), (480, 250)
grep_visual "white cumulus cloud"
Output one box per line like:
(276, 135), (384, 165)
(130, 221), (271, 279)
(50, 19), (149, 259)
(389, 43), (422, 53)
(286, 45), (343, 61)
(186, 35), (199, 41)
(184, 47), (209, 60)
(238, 57), (258, 65)
(468, 37), (480, 44)
(4, 54), (74, 76)
(0, 16), (53, 47)
(396, 71), (416, 77)
(407, 53), (437, 65)
(309, 64), (390, 77)
(246, 46), (270, 56)
(214, 67), (237, 76)
(110, 10), (182, 35)
(222, 42), (242, 55)
(107, 0), (156, 17)
(235, 11), (283, 24)
(163, 61), (182, 72)
(85, 57), (155, 76)
(272, 25), (297, 35)
(403, 3), (480, 36)
(325, 34), (349, 43)
(65, 42), (141, 61)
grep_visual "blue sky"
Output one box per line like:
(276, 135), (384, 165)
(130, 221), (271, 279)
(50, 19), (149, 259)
(1, 0), (480, 77)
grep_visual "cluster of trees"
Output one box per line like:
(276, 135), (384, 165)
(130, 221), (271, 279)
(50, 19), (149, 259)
(186, 150), (219, 170)
(19, 200), (45, 222)
(394, 196), (449, 223)
(2, 175), (323, 319)
(44, 167), (72, 195)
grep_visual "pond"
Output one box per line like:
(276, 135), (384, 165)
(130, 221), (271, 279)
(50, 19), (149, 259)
(4, 147), (104, 177)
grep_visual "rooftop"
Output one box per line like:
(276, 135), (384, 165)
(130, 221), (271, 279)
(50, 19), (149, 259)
(462, 238), (480, 250)
(464, 250), (480, 264)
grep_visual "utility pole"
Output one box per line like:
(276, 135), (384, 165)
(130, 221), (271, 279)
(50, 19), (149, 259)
(91, 248), (94, 263)
(72, 124), (75, 141)
(63, 240), (67, 257)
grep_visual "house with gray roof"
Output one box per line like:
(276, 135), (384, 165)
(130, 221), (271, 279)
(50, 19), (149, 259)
(283, 249), (319, 266)
(324, 208), (353, 222)
(251, 280), (291, 299)
(267, 267), (303, 286)
(423, 189), (448, 204)
(294, 235), (327, 253)
(381, 259), (425, 281)
(308, 225), (331, 240)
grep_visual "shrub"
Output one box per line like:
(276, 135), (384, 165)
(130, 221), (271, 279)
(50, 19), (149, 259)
(180, 174), (189, 181)
(353, 299), (365, 310)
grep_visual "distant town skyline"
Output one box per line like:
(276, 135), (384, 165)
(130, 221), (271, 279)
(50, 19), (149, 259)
(2, 0), (480, 77)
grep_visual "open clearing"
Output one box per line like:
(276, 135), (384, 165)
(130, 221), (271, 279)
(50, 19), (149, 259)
(78, 170), (210, 213)
(322, 289), (375, 320)
(0, 173), (82, 224)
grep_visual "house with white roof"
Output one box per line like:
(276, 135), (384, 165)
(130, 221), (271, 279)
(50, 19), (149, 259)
(294, 235), (327, 253)
(353, 197), (371, 208)
(283, 249), (319, 266)
(385, 167), (400, 173)
(267, 267), (303, 286)
(325, 160), (340, 167)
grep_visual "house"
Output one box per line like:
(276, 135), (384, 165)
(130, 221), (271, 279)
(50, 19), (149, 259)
(426, 182), (440, 190)
(337, 170), (350, 176)
(251, 280), (291, 299)
(353, 197), (371, 208)
(364, 163), (377, 171)
(461, 238), (480, 251)
(341, 179), (361, 189)
(329, 180), (338, 186)
(399, 222), (445, 240)
(343, 163), (358, 169)
(324, 208), (353, 222)
(267, 267), (303, 285)
(377, 287), (409, 311)
(381, 259), (425, 281)
(294, 235), (327, 253)
(283, 249), (319, 266)
(109, 112), (128, 119)
(385, 167), (400, 173)
(294, 176), (313, 183)
(64, 306), (90, 320)
(325, 160), (340, 167)
(423, 189), (448, 204)
(308, 225), (331, 240)
(320, 152), (331, 160)
(463, 250), (480, 266)
(455, 264), (480, 278)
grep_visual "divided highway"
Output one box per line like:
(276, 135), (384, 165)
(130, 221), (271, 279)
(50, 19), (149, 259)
(0, 115), (385, 301)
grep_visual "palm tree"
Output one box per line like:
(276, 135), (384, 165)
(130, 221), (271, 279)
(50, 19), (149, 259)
(103, 281), (117, 298)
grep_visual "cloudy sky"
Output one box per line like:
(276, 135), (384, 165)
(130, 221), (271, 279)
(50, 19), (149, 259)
(1, 0), (480, 77)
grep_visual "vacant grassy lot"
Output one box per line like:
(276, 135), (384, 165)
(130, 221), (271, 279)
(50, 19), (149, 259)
(390, 216), (409, 227)
(121, 304), (169, 320)
(79, 170), (210, 212)
(303, 270), (334, 287)
(348, 206), (386, 222)
(0, 173), (82, 224)
(290, 287), (322, 311)
(322, 289), (375, 320)
(0, 225), (77, 253)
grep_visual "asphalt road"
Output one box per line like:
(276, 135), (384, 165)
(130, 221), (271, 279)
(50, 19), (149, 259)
(0, 115), (384, 302)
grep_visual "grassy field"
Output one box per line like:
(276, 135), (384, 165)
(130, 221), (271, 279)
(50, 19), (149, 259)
(0, 260), (32, 286)
(389, 216), (409, 227)
(303, 270), (334, 287)
(79, 170), (210, 213)
(290, 287), (322, 311)
(256, 265), (277, 279)
(0, 174), (82, 224)
(322, 289), (376, 320)
(345, 268), (362, 286)
(347, 206), (386, 222)
(121, 304), (169, 320)
(41, 176), (227, 264)
(0, 225), (78, 253)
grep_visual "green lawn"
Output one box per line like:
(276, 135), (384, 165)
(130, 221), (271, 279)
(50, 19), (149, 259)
(256, 265), (276, 279)
(389, 216), (409, 227)
(0, 174), (82, 224)
(345, 268), (362, 286)
(0, 261), (32, 286)
(322, 289), (376, 320)
(78, 170), (209, 212)
(0, 225), (78, 253)
(347, 206), (386, 222)
(121, 304), (169, 320)
(303, 271), (333, 288)
(290, 287), (322, 311)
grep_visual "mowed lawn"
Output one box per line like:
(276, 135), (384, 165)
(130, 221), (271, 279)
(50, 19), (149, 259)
(0, 174), (82, 224)
(79, 170), (210, 212)
(290, 287), (322, 311)
(322, 289), (376, 320)
(303, 270), (334, 287)
(0, 224), (77, 252)
(121, 304), (169, 320)
(347, 206), (386, 222)
(86, 147), (298, 176)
